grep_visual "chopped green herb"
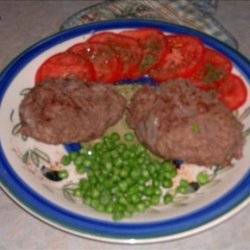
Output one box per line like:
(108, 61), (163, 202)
(192, 124), (201, 134)
(140, 54), (155, 71)
(204, 63), (226, 85)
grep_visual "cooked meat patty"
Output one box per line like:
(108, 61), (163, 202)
(19, 77), (126, 144)
(127, 79), (244, 166)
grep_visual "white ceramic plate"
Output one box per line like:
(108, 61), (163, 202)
(0, 19), (249, 244)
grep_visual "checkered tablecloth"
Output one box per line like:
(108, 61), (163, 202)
(60, 0), (238, 49)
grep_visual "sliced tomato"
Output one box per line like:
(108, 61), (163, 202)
(189, 48), (233, 90)
(120, 28), (168, 78)
(68, 41), (122, 83)
(216, 74), (247, 110)
(149, 35), (204, 82)
(35, 52), (96, 84)
(88, 32), (142, 79)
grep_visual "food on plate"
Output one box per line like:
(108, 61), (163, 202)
(61, 131), (180, 221)
(120, 28), (169, 78)
(19, 77), (126, 144)
(87, 32), (143, 79)
(35, 52), (96, 84)
(34, 28), (247, 110)
(127, 78), (244, 166)
(14, 27), (249, 222)
(149, 35), (204, 82)
(68, 41), (122, 83)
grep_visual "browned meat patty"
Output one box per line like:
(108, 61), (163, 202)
(127, 79), (244, 166)
(19, 77), (126, 144)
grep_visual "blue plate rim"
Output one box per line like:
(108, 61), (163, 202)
(0, 19), (250, 242)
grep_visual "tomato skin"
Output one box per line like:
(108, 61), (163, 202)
(68, 41), (122, 83)
(189, 48), (233, 90)
(88, 32), (143, 79)
(216, 74), (247, 110)
(120, 28), (169, 78)
(35, 52), (96, 84)
(149, 35), (204, 82)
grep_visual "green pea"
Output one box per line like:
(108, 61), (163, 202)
(118, 181), (128, 192)
(112, 211), (124, 221)
(163, 193), (173, 204)
(58, 170), (69, 179)
(150, 195), (161, 205)
(164, 168), (178, 179)
(76, 165), (85, 174)
(83, 196), (91, 206)
(91, 188), (101, 198)
(117, 143), (127, 153)
(102, 135), (110, 144)
(127, 186), (138, 195)
(136, 203), (146, 212)
(61, 155), (71, 166)
(162, 161), (174, 171)
(83, 159), (92, 167)
(79, 179), (90, 191)
(118, 196), (127, 205)
(144, 186), (154, 196)
(91, 199), (100, 209)
(104, 161), (113, 171)
(69, 151), (78, 161)
(142, 169), (150, 179)
(124, 132), (135, 142)
(100, 191), (112, 205)
(79, 148), (88, 155)
(197, 171), (209, 185)
(136, 144), (146, 154)
(130, 194), (141, 204)
(179, 179), (189, 188)
(74, 155), (84, 167)
(105, 204), (114, 214)
(96, 204), (105, 212)
(120, 168), (129, 178)
(153, 187), (162, 196)
(143, 199), (151, 208)
(162, 178), (173, 188)
(111, 132), (120, 142)
(176, 185), (188, 194)
(93, 143), (102, 152)
(73, 188), (83, 197)
(130, 169), (140, 179)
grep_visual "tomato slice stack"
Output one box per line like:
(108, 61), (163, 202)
(34, 28), (248, 111)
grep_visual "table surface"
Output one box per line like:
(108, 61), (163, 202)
(0, 1), (249, 249)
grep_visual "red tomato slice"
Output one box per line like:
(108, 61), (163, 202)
(149, 35), (204, 82)
(216, 74), (247, 110)
(88, 32), (143, 79)
(120, 28), (168, 78)
(68, 41), (122, 83)
(189, 48), (233, 90)
(35, 52), (96, 84)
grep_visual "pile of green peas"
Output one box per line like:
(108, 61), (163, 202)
(60, 132), (209, 221)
